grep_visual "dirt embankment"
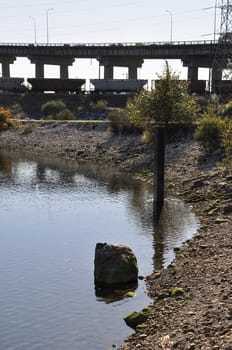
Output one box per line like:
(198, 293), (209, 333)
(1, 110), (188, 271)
(0, 123), (231, 350)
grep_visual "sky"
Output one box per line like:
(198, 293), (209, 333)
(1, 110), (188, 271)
(0, 0), (220, 83)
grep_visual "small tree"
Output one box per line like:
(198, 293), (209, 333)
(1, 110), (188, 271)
(0, 107), (13, 130)
(127, 62), (198, 128)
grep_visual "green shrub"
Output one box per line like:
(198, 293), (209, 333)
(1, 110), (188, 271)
(0, 107), (13, 130)
(221, 100), (232, 118)
(89, 99), (108, 112)
(195, 96), (210, 114)
(108, 108), (136, 134)
(41, 99), (66, 118)
(222, 118), (232, 161)
(194, 116), (225, 152)
(10, 103), (27, 119)
(56, 108), (75, 120)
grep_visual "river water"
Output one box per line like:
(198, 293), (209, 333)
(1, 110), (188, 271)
(0, 150), (199, 350)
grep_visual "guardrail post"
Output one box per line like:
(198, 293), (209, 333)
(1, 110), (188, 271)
(153, 126), (165, 223)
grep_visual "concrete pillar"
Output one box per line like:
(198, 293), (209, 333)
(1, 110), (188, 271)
(0, 57), (16, 78)
(212, 66), (222, 82)
(104, 65), (113, 79)
(128, 65), (138, 79)
(30, 56), (74, 79)
(35, 63), (44, 78)
(2, 62), (10, 78)
(212, 66), (223, 94)
(60, 65), (69, 79)
(98, 57), (143, 80)
(187, 66), (198, 81)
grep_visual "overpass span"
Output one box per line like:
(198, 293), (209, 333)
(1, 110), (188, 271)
(0, 40), (218, 58)
(0, 40), (231, 91)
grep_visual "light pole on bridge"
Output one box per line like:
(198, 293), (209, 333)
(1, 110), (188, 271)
(165, 10), (173, 42)
(202, 0), (218, 43)
(46, 8), (54, 44)
(29, 16), (37, 44)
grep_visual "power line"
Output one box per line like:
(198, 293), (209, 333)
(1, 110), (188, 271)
(0, 0), (86, 9)
(0, 12), (211, 35)
(0, 0), (149, 10)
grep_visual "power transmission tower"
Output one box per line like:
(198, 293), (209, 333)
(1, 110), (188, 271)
(212, 0), (232, 95)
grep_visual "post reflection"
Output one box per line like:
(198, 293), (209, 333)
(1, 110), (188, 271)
(152, 198), (199, 270)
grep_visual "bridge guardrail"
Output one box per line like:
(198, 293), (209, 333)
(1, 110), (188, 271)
(0, 40), (218, 47)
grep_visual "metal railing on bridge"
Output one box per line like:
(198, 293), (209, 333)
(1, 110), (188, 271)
(0, 40), (218, 47)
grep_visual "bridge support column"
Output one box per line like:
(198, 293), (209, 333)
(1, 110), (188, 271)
(128, 65), (138, 79)
(35, 63), (44, 78)
(187, 66), (198, 81)
(98, 57), (143, 80)
(212, 65), (223, 93)
(2, 62), (11, 78)
(30, 56), (75, 79)
(104, 64), (114, 79)
(60, 65), (69, 79)
(0, 56), (16, 78)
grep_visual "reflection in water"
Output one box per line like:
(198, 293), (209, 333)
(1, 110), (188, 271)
(95, 282), (138, 304)
(153, 197), (199, 269)
(0, 153), (13, 174)
(153, 200), (164, 225)
(0, 150), (198, 272)
(0, 150), (199, 350)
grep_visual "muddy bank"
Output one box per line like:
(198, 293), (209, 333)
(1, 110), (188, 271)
(0, 122), (153, 175)
(0, 123), (231, 350)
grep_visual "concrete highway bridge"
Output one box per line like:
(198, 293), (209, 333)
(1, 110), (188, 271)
(0, 40), (231, 93)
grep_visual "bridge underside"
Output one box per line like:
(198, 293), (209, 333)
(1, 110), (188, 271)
(0, 41), (231, 94)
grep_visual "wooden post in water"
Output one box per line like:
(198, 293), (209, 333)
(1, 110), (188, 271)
(153, 126), (165, 223)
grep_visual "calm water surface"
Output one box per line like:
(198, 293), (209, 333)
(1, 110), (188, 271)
(0, 151), (199, 350)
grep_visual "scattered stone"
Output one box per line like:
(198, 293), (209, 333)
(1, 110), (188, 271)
(138, 275), (145, 280)
(171, 287), (185, 297)
(223, 205), (232, 214)
(126, 291), (136, 298)
(124, 311), (148, 329)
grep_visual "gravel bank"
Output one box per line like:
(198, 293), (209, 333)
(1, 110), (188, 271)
(0, 122), (231, 350)
(120, 141), (232, 350)
(0, 122), (152, 174)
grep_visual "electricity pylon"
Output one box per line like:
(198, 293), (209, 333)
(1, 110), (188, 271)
(212, 0), (232, 95)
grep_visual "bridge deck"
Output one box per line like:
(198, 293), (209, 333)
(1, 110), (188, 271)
(0, 40), (227, 59)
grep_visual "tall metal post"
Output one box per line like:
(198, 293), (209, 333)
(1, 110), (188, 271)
(165, 10), (173, 42)
(29, 16), (37, 44)
(153, 127), (165, 223)
(46, 8), (54, 44)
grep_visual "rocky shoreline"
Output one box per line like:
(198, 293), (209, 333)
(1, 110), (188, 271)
(120, 140), (232, 350)
(0, 122), (231, 350)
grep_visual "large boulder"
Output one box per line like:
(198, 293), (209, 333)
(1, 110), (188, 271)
(94, 243), (138, 286)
